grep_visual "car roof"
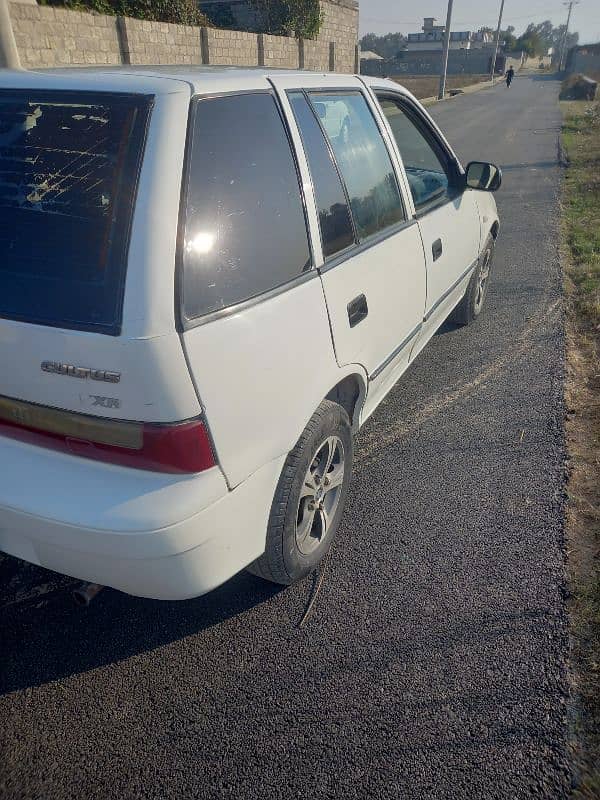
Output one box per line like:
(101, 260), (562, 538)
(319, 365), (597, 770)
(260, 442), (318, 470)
(1, 65), (409, 98)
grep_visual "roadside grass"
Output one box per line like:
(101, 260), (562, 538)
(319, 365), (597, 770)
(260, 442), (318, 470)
(561, 97), (600, 797)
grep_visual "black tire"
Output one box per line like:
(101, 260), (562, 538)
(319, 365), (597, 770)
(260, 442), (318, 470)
(247, 400), (353, 586)
(449, 235), (495, 326)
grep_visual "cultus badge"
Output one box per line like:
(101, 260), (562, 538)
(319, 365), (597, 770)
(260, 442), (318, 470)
(41, 361), (121, 383)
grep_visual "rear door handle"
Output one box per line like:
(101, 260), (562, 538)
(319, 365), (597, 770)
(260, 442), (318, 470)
(347, 294), (368, 328)
(432, 238), (443, 261)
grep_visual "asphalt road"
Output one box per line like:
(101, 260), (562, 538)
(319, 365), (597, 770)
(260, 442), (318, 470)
(0, 74), (570, 799)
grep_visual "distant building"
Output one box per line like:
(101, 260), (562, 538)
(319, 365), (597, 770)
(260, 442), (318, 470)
(406, 17), (493, 51)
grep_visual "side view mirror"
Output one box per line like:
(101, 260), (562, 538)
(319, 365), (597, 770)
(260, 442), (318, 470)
(464, 161), (502, 192)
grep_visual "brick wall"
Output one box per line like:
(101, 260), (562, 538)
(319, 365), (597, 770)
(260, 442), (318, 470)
(261, 34), (299, 69)
(8, 0), (359, 72)
(204, 27), (258, 66)
(11, 3), (121, 68)
(123, 18), (201, 65)
(304, 40), (330, 72)
(319, 0), (359, 72)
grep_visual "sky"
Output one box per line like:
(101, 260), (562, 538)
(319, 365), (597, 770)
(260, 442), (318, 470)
(359, 1), (600, 45)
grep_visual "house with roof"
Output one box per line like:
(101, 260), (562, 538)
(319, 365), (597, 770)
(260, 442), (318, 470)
(406, 17), (493, 51)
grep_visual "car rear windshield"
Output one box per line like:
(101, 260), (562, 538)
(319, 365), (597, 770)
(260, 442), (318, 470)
(0, 90), (152, 335)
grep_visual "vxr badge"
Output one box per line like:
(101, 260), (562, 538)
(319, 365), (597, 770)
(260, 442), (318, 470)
(90, 395), (121, 409)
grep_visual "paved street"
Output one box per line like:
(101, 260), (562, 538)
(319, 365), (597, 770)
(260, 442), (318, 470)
(0, 74), (570, 799)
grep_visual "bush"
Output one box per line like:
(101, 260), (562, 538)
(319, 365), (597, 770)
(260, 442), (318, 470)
(264, 0), (323, 39)
(203, 0), (323, 39)
(41, 0), (209, 26)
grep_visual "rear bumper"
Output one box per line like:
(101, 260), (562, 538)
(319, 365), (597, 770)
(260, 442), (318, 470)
(0, 437), (284, 599)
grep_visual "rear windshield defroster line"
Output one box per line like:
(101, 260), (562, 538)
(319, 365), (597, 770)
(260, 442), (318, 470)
(0, 89), (153, 335)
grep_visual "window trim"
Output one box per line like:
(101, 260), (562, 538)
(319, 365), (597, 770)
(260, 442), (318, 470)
(176, 89), (314, 331)
(302, 88), (408, 255)
(373, 90), (464, 218)
(319, 217), (419, 274)
(0, 88), (154, 337)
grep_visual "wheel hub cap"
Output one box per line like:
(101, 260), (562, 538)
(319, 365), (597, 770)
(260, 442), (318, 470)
(295, 435), (345, 556)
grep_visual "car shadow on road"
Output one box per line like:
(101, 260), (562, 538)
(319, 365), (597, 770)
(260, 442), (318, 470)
(0, 555), (283, 696)
(435, 319), (462, 336)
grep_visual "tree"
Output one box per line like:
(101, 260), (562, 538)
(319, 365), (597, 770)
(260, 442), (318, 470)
(514, 20), (578, 57)
(516, 24), (545, 56)
(251, 0), (322, 38)
(359, 32), (407, 59)
(501, 26), (517, 52)
(43, 0), (208, 25)
(551, 23), (579, 53)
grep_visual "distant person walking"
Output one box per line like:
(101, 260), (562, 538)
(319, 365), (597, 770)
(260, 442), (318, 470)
(505, 66), (515, 88)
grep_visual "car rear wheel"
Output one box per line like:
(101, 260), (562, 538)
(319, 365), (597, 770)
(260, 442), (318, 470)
(450, 235), (494, 326)
(247, 400), (353, 586)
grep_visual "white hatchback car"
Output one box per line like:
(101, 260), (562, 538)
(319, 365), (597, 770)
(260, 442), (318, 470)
(0, 67), (500, 600)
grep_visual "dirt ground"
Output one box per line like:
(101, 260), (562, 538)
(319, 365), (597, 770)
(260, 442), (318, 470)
(561, 98), (600, 797)
(390, 74), (490, 99)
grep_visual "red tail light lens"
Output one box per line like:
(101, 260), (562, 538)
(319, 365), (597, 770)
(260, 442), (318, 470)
(0, 395), (215, 474)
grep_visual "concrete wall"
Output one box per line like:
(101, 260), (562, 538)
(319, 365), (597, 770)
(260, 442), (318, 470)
(7, 0), (358, 72)
(361, 49), (494, 78)
(567, 48), (600, 78)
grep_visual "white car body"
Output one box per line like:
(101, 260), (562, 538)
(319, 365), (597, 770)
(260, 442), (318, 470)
(0, 67), (499, 599)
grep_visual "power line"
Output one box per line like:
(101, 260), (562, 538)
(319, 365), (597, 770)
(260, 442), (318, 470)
(361, 8), (576, 27)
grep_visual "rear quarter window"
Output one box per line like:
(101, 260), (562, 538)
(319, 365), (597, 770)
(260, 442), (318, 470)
(181, 92), (311, 322)
(0, 90), (152, 335)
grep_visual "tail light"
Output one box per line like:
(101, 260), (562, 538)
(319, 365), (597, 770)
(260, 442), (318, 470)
(0, 395), (215, 474)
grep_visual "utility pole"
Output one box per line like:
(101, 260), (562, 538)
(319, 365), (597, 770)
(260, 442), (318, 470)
(490, 0), (506, 85)
(438, 0), (454, 100)
(559, 0), (579, 72)
(0, 0), (21, 69)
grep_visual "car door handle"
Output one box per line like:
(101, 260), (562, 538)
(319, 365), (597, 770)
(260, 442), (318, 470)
(347, 294), (368, 328)
(432, 238), (443, 261)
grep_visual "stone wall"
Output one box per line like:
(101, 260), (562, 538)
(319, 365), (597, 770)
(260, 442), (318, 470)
(122, 17), (202, 65)
(204, 27), (258, 66)
(304, 39), (331, 72)
(318, 0), (358, 72)
(8, 0), (358, 72)
(11, 3), (122, 67)
(261, 33), (299, 69)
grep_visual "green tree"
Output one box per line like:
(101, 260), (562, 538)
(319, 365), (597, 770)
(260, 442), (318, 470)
(251, 0), (322, 38)
(359, 32), (407, 59)
(514, 20), (579, 56)
(516, 24), (544, 56)
(501, 25), (517, 52)
(551, 23), (579, 53)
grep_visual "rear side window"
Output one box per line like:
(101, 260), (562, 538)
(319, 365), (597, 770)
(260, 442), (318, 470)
(307, 92), (405, 241)
(182, 93), (311, 321)
(0, 90), (152, 335)
(288, 92), (354, 259)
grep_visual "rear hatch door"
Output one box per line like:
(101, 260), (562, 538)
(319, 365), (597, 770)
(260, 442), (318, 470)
(0, 74), (201, 435)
